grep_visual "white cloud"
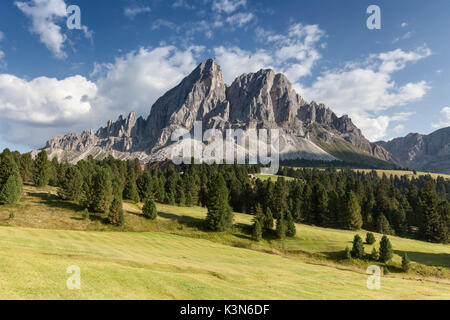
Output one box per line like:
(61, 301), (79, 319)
(212, 0), (246, 14)
(172, 0), (194, 9)
(301, 47), (431, 141)
(401, 22), (408, 28)
(15, 0), (92, 58)
(432, 107), (450, 129)
(393, 124), (405, 134)
(225, 12), (254, 27)
(391, 111), (415, 121)
(92, 45), (204, 117)
(124, 6), (151, 19)
(0, 74), (96, 124)
(15, 0), (68, 58)
(215, 23), (325, 83)
(151, 19), (178, 31)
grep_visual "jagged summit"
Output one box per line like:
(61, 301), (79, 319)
(35, 59), (397, 166)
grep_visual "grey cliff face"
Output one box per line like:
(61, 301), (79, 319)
(37, 58), (397, 166)
(377, 127), (450, 174)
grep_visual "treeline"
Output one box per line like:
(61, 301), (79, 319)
(1, 148), (448, 244)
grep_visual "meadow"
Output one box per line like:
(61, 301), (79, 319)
(0, 185), (449, 299)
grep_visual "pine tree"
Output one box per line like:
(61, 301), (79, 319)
(285, 211), (296, 237)
(343, 246), (351, 260)
(251, 218), (263, 242)
(376, 214), (393, 235)
(178, 190), (186, 206)
(166, 191), (175, 205)
(186, 192), (193, 207)
(379, 235), (393, 263)
(19, 153), (33, 183)
(420, 182), (447, 243)
(58, 166), (83, 202)
(264, 207), (274, 230)
(205, 174), (233, 231)
(276, 214), (287, 240)
(343, 191), (363, 230)
(123, 167), (140, 203)
(371, 248), (379, 261)
(351, 234), (364, 259)
(108, 196), (124, 226)
(366, 232), (376, 245)
(32, 150), (50, 187)
(402, 253), (411, 272)
(311, 184), (329, 226)
(89, 168), (113, 213)
(136, 171), (152, 201)
(0, 167), (23, 205)
(142, 197), (158, 220)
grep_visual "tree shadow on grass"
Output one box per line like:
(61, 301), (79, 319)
(158, 211), (206, 230)
(28, 192), (84, 212)
(394, 250), (450, 267)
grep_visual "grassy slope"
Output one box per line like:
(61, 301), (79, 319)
(0, 185), (449, 299)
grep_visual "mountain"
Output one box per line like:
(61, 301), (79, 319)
(34, 59), (396, 168)
(377, 127), (450, 174)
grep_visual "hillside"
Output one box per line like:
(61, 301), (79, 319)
(377, 127), (450, 174)
(0, 185), (449, 299)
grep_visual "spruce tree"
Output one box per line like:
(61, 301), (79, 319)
(351, 234), (364, 259)
(142, 197), (158, 220)
(379, 235), (393, 263)
(366, 232), (376, 245)
(32, 150), (50, 187)
(251, 218), (263, 242)
(186, 192), (193, 207)
(136, 171), (152, 201)
(19, 153), (33, 183)
(123, 168), (140, 203)
(58, 166), (83, 202)
(402, 253), (411, 272)
(178, 190), (186, 206)
(166, 191), (175, 205)
(285, 211), (296, 237)
(420, 183), (447, 243)
(264, 207), (274, 230)
(108, 196), (124, 226)
(343, 191), (363, 230)
(343, 246), (351, 260)
(89, 168), (113, 213)
(0, 168), (23, 205)
(376, 214), (393, 235)
(205, 174), (233, 232)
(371, 248), (379, 261)
(276, 214), (287, 240)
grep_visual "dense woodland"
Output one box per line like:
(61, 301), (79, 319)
(0, 148), (449, 244)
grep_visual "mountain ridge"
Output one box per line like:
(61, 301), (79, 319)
(35, 58), (397, 168)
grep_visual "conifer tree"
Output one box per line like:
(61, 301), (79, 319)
(186, 192), (193, 207)
(343, 191), (363, 230)
(32, 150), (50, 187)
(166, 191), (175, 205)
(379, 235), (393, 263)
(58, 166), (83, 202)
(108, 196), (124, 226)
(264, 207), (274, 230)
(276, 214), (287, 240)
(402, 253), (411, 272)
(351, 234), (364, 259)
(19, 153), (33, 183)
(123, 167), (140, 203)
(251, 218), (263, 242)
(178, 190), (186, 206)
(285, 211), (296, 237)
(142, 197), (158, 220)
(366, 232), (376, 245)
(371, 248), (379, 261)
(205, 174), (233, 231)
(136, 171), (152, 201)
(343, 246), (351, 260)
(420, 182), (446, 243)
(89, 168), (113, 213)
(0, 168), (23, 205)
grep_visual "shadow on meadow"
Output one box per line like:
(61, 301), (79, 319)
(394, 250), (450, 267)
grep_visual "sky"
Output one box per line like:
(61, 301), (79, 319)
(0, 0), (449, 153)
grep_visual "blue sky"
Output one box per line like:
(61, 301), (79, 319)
(0, 0), (449, 152)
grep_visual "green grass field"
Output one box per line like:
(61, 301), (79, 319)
(0, 185), (449, 299)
